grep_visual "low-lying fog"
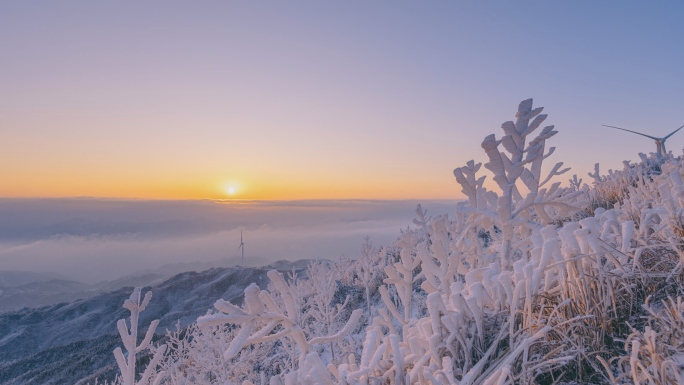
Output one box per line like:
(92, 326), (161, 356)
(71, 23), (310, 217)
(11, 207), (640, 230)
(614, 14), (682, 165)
(0, 199), (456, 283)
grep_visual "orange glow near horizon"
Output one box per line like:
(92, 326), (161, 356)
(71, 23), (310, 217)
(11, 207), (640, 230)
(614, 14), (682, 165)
(2, 123), (470, 200)
(1, 170), (464, 201)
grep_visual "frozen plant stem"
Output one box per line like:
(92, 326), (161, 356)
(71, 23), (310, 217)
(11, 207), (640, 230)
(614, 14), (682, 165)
(113, 287), (166, 385)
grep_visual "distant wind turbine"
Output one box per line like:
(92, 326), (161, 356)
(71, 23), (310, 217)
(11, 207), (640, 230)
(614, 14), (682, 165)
(238, 230), (245, 266)
(602, 124), (684, 159)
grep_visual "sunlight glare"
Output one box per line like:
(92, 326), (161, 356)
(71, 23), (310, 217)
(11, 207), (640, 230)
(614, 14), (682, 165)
(221, 181), (241, 196)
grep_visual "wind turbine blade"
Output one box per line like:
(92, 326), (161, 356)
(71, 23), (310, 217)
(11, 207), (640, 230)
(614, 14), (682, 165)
(602, 125), (660, 140)
(664, 124), (684, 140)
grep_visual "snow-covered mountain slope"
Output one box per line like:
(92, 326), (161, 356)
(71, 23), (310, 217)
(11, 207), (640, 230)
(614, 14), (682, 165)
(0, 263), (307, 385)
(0, 334), (121, 385)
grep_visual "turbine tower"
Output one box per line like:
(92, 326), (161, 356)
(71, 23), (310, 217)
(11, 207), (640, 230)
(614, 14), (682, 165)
(602, 124), (684, 159)
(238, 230), (245, 266)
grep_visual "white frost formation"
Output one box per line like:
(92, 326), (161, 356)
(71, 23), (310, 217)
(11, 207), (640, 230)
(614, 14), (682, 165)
(105, 99), (684, 385)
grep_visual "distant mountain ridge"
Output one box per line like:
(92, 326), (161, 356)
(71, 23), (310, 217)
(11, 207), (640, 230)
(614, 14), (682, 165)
(0, 271), (69, 288)
(0, 256), (273, 313)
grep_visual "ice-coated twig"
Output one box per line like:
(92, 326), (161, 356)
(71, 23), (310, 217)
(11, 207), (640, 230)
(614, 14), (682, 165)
(113, 288), (167, 385)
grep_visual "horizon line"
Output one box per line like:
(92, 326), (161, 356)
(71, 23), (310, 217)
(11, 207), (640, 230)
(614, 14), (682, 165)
(0, 196), (462, 203)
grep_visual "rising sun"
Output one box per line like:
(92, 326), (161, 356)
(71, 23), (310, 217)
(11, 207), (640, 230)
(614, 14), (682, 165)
(222, 182), (241, 197)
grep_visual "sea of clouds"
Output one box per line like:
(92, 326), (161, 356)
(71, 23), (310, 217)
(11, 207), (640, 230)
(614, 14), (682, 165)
(0, 198), (456, 283)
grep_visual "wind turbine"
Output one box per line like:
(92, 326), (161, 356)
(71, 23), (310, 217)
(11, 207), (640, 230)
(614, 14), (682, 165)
(602, 124), (684, 159)
(238, 230), (245, 266)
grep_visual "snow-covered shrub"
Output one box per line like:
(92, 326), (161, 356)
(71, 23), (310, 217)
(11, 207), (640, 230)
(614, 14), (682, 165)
(355, 237), (384, 317)
(107, 99), (684, 384)
(158, 322), (283, 385)
(195, 270), (363, 384)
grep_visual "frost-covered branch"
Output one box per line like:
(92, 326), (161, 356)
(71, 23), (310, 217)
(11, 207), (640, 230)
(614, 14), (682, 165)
(113, 288), (166, 385)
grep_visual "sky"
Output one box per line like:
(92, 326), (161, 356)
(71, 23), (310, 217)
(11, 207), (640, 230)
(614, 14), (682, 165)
(3, 2), (684, 200)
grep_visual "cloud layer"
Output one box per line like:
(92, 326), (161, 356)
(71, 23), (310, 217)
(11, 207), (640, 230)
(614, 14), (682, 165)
(0, 199), (456, 283)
